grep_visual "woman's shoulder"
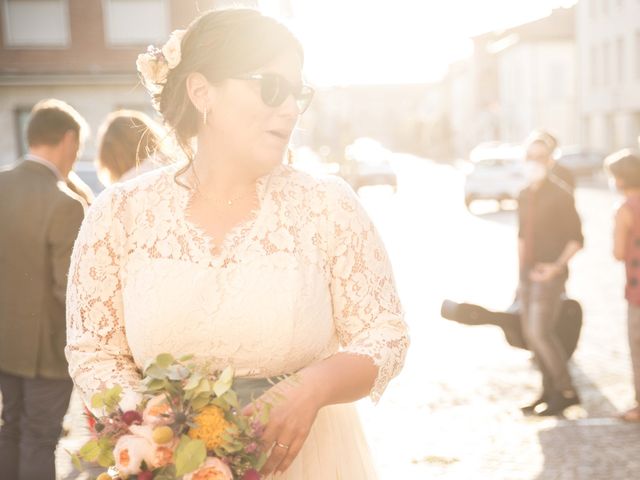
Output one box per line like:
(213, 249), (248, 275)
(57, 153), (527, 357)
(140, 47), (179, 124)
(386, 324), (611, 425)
(89, 163), (181, 215)
(279, 164), (356, 201)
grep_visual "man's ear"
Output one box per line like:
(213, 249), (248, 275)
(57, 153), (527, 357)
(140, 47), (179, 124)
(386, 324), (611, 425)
(185, 72), (215, 116)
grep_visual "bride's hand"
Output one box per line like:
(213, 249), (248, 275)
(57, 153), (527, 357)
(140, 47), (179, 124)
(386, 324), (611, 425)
(242, 377), (322, 476)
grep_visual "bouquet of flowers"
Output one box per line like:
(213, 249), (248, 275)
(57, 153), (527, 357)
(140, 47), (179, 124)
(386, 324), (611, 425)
(71, 354), (270, 480)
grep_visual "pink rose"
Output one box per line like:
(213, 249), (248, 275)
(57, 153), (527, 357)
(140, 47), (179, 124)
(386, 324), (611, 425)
(183, 457), (233, 480)
(113, 433), (155, 477)
(142, 394), (174, 427)
(129, 425), (177, 468)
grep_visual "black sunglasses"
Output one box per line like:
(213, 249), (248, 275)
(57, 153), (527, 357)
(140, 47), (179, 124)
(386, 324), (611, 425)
(233, 73), (315, 114)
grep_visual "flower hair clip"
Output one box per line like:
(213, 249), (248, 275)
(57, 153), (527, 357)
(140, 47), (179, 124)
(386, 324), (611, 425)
(136, 29), (186, 91)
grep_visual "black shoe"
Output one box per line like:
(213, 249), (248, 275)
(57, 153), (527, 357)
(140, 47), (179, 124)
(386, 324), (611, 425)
(535, 390), (580, 416)
(520, 395), (546, 415)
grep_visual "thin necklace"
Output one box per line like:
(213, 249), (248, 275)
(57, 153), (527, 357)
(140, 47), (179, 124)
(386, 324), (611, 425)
(192, 171), (257, 207)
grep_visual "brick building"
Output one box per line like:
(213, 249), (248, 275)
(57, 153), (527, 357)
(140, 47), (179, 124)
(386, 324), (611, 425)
(0, 0), (219, 167)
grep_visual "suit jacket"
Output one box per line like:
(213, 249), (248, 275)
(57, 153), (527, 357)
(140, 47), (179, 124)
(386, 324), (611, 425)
(0, 160), (85, 379)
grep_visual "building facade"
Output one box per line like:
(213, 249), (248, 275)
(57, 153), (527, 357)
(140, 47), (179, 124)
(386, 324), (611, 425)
(576, 0), (640, 151)
(0, 0), (216, 166)
(444, 7), (577, 159)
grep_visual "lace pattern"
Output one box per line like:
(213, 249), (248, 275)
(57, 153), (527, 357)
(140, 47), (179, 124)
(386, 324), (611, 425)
(66, 163), (409, 410)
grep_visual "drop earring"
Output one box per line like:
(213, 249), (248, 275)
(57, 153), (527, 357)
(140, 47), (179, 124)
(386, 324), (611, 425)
(203, 107), (208, 125)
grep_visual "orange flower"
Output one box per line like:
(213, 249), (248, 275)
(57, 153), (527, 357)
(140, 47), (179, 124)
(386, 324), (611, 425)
(188, 406), (231, 450)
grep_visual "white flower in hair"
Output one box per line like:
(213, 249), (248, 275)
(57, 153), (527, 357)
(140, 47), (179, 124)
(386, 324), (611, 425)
(136, 45), (170, 86)
(136, 29), (185, 89)
(161, 29), (186, 69)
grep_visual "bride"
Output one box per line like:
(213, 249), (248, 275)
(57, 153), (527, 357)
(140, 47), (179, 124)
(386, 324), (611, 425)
(66, 8), (409, 479)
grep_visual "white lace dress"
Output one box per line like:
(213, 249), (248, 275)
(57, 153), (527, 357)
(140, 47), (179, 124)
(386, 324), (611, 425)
(65, 162), (409, 479)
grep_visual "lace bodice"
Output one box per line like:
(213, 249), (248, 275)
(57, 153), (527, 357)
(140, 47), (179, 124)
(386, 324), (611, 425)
(65, 163), (409, 410)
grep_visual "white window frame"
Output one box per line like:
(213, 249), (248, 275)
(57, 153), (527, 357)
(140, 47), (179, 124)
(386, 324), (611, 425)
(2, 0), (70, 48)
(636, 30), (640, 80)
(102, 0), (170, 47)
(617, 36), (625, 84)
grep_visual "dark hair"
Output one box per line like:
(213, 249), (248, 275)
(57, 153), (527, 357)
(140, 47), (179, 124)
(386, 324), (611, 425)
(96, 110), (165, 183)
(150, 8), (303, 173)
(27, 98), (88, 147)
(606, 148), (640, 189)
(525, 129), (559, 156)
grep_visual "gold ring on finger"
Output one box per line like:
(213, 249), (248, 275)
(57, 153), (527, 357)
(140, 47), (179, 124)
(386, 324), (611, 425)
(275, 441), (290, 450)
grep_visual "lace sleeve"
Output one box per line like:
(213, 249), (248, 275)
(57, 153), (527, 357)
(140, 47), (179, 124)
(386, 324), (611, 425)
(65, 187), (143, 414)
(326, 178), (409, 402)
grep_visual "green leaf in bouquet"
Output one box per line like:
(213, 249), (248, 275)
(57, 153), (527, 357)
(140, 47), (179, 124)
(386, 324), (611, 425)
(226, 422), (240, 434)
(221, 389), (239, 409)
(179, 354), (194, 362)
(91, 385), (123, 413)
(90, 392), (104, 410)
(78, 439), (101, 462)
(97, 438), (115, 468)
(183, 372), (204, 391)
(145, 364), (169, 380)
(255, 451), (269, 470)
(156, 353), (175, 369)
(190, 393), (212, 411)
(167, 364), (191, 381)
(144, 378), (166, 392)
(185, 377), (211, 402)
(213, 366), (234, 397)
(194, 377), (213, 396)
(97, 450), (114, 468)
(219, 433), (243, 453)
(209, 396), (229, 411)
(259, 402), (272, 425)
(154, 464), (178, 480)
(174, 435), (207, 477)
(69, 451), (84, 472)
(102, 385), (123, 413)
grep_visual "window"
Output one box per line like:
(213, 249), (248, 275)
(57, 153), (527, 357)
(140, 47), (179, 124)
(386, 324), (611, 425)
(14, 107), (32, 158)
(603, 40), (611, 85)
(103, 0), (168, 46)
(2, 0), (69, 47)
(637, 31), (640, 80)
(591, 44), (599, 86)
(548, 62), (566, 100)
(617, 36), (625, 84)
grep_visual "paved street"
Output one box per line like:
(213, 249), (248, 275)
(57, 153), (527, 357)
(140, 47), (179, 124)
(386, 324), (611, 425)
(357, 157), (640, 479)
(55, 157), (640, 479)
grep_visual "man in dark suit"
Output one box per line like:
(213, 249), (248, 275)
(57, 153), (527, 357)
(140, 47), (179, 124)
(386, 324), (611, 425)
(0, 99), (88, 479)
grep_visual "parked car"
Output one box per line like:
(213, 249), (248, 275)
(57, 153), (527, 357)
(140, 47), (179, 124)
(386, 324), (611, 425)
(340, 138), (397, 192)
(292, 146), (340, 176)
(555, 146), (605, 178)
(464, 143), (525, 208)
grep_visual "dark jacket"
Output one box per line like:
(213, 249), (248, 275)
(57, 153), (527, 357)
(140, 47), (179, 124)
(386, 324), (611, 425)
(518, 175), (584, 274)
(0, 160), (85, 378)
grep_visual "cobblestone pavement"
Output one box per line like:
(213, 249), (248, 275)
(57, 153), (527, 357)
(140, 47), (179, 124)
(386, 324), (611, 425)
(50, 158), (640, 479)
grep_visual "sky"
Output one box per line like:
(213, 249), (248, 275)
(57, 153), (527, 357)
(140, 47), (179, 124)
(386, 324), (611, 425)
(261, 0), (578, 86)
